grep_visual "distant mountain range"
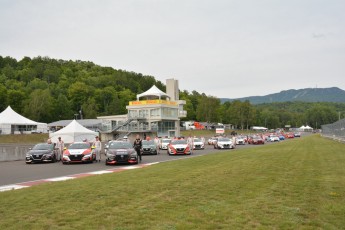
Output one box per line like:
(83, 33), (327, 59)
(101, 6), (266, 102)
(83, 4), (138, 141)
(220, 87), (345, 104)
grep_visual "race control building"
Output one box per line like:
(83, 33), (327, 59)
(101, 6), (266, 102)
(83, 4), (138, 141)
(98, 79), (187, 141)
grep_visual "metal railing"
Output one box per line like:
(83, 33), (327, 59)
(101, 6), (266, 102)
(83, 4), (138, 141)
(321, 118), (345, 143)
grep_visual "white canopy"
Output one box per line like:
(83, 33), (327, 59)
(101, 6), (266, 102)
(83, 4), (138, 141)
(0, 106), (47, 134)
(49, 120), (98, 143)
(252, 126), (268, 131)
(0, 106), (39, 125)
(136, 85), (170, 100)
(299, 125), (313, 131)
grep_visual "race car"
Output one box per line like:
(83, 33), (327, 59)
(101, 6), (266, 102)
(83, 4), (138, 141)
(235, 136), (246, 145)
(167, 139), (191, 155)
(160, 138), (171, 150)
(25, 143), (58, 164)
(208, 137), (218, 145)
(268, 135), (280, 142)
(248, 136), (265, 145)
(214, 137), (235, 149)
(105, 141), (138, 165)
(193, 138), (205, 150)
(142, 140), (158, 155)
(62, 142), (96, 164)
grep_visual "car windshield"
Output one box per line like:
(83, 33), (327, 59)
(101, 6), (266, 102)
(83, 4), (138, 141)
(68, 143), (91, 149)
(32, 143), (53, 150)
(142, 140), (154, 145)
(194, 138), (202, 142)
(218, 138), (230, 142)
(171, 140), (187, 145)
(162, 139), (171, 143)
(108, 142), (132, 149)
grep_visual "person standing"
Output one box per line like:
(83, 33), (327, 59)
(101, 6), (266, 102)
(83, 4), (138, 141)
(187, 134), (194, 154)
(56, 137), (64, 161)
(93, 136), (102, 162)
(133, 134), (142, 162)
(201, 136), (205, 145)
(232, 135), (237, 149)
(154, 135), (160, 154)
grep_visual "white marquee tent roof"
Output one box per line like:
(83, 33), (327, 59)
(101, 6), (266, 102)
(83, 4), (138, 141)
(49, 120), (98, 143)
(136, 85), (170, 100)
(0, 106), (41, 125)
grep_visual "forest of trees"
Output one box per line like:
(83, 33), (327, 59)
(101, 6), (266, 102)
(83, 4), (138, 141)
(1, 55), (344, 129)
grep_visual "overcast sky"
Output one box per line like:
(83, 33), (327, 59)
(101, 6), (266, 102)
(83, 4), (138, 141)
(0, 0), (344, 98)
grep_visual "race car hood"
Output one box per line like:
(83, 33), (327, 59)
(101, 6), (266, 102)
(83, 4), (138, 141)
(28, 149), (52, 155)
(218, 141), (232, 145)
(107, 148), (133, 155)
(143, 144), (155, 148)
(170, 144), (188, 148)
(68, 148), (90, 155)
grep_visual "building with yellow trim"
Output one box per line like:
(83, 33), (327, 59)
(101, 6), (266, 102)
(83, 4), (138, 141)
(98, 79), (186, 140)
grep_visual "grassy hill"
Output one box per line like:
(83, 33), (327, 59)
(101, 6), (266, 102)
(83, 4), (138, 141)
(1, 134), (344, 229)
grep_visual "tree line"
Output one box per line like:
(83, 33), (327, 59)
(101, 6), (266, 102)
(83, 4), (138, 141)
(0, 56), (344, 129)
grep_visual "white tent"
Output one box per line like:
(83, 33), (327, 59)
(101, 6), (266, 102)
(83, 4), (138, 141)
(252, 126), (268, 131)
(299, 125), (313, 131)
(0, 106), (47, 134)
(49, 120), (98, 143)
(136, 85), (170, 100)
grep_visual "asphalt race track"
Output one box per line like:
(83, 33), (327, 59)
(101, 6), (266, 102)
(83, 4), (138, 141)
(0, 141), (277, 187)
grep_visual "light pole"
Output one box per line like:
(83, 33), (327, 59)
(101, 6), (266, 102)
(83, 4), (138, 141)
(79, 109), (83, 120)
(265, 118), (267, 128)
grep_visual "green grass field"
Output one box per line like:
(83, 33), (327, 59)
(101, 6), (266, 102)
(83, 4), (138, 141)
(0, 133), (49, 143)
(0, 135), (344, 229)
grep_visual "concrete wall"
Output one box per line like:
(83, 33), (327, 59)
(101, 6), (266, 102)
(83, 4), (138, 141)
(0, 144), (34, 162)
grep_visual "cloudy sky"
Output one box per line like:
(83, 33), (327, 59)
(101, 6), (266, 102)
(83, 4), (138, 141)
(0, 0), (344, 98)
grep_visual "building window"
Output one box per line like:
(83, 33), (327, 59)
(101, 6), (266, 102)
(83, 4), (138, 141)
(139, 109), (148, 118)
(150, 108), (160, 118)
(128, 110), (138, 118)
(162, 108), (178, 118)
(157, 121), (176, 137)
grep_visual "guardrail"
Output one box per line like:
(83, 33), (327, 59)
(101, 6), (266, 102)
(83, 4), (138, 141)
(321, 134), (345, 144)
(0, 144), (34, 162)
(321, 118), (345, 144)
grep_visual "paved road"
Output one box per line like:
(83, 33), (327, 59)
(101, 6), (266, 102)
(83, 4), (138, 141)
(0, 141), (277, 186)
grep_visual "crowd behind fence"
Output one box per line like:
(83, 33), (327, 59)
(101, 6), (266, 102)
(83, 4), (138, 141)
(321, 118), (345, 143)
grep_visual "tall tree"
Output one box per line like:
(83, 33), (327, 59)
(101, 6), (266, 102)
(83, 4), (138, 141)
(23, 89), (54, 122)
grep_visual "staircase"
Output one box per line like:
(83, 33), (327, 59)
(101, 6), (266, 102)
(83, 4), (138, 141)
(111, 119), (134, 132)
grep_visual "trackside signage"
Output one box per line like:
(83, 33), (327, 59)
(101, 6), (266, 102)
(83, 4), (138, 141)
(129, 100), (177, 106)
(216, 128), (224, 134)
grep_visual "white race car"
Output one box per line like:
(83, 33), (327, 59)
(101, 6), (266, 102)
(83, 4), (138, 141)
(160, 138), (171, 150)
(268, 135), (280, 142)
(214, 137), (235, 149)
(193, 138), (205, 150)
(236, 136), (246, 145)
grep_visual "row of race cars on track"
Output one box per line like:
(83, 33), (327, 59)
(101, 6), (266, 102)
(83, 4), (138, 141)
(25, 138), (201, 166)
(25, 132), (301, 166)
(208, 132), (301, 148)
